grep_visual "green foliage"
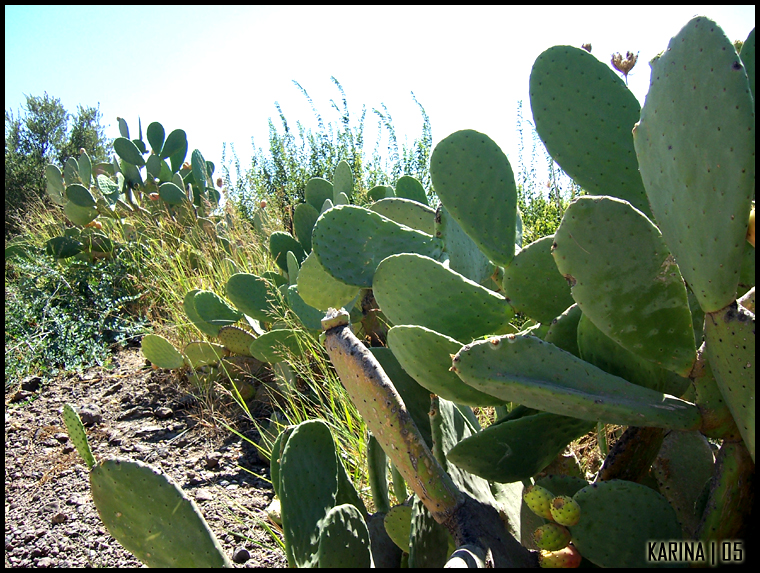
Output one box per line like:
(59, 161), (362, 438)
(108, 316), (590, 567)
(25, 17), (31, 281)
(5, 93), (112, 238)
(223, 77), (433, 230)
(5, 251), (148, 387)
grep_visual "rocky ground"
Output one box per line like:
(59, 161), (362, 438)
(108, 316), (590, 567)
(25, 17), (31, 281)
(5, 346), (287, 568)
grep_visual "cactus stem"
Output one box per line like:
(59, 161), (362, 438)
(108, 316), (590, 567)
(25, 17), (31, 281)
(322, 314), (463, 522)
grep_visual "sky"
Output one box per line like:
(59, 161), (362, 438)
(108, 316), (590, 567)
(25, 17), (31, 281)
(5, 5), (756, 191)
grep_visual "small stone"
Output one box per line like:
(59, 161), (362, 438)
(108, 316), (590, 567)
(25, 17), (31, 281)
(232, 547), (250, 563)
(154, 407), (174, 420)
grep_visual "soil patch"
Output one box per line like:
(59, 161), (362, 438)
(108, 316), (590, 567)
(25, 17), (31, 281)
(5, 346), (287, 568)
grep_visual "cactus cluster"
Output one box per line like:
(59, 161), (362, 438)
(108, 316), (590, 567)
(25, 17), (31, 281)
(67, 15), (753, 568)
(43, 117), (231, 262)
(308, 15), (753, 567)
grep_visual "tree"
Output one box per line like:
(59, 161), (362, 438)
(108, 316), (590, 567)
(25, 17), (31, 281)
(5, 93), (112, 238)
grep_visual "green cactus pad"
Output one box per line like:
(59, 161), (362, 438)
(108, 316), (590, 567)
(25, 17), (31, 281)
(651, 430), (715, 538)
(90, 458), (231, 567)
(45, 164), (66, 205)
(384, 504), (413, 553)
(158, 182), (187, 205)
(62, 404), (96, 469)
(577, 313), (690, 397)
(740, 28), (755, 100)
(311, 205), (442, 288)
(633, 17), (755, 313)
(374, 254), (515, 341)
(226, 273), (281, 322)
(704, 302), (755, 461)
(502, 235), (574, 324)
(368, 185), (394, 201)
(305, 177), (334, 211)
(64, 201), (98, 227)
(430, 129), (517, 267)
(248, 328), (302, 363)
(387, 326), (508, 406)
(65, 184), (96, 208)
(408, 495), (451, 567)
(552, 196), (696, 376)
(217, 326), (256, 357)
(286, 285), (326, 331)
(695, 441), (754, 541)
(293, 202), (319, 253)
(452, 334), (702, 430)
(543, 303), (582, 357)
(317, 505), (372, 568)
(394, 175), (428, 205)
(183, 289), (221, 338)
(435, 204), (495, 288)
(285, 251), (299, 285)
(146, 121), (165, 152)
(370, 197), (436, 234)
(279, 419), (339, 568)
(429, 397), (497, 509)
(446, 412), (593, 483)
(270, 231), (307, 273)
(193, 290), (243, 327)
(529, 46), (650, 218)
(141, 334), (186, 369)
(333, 160), (354, 200)
(367, 433), (390, 514)
(46, 236), (83, 259)
(183, 341), (227, 368)
(570, 480), (682, 567)
(296, 252), (359, 311)
(113, 137), (145, 167)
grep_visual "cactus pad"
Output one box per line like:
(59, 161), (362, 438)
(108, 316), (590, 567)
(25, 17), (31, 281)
(312, 205), (442, 288)
(570, 480), (682, 568)
(370, 197), (436, 234)
(530, 45), (650, 218)
(90, 458), (231, 567)
(317, 504), (373, 567)
(192, 290), (242, 327)
(446, 412), (593, 483)
(552, 196), (696, 376)
(387, 325), (504, 407)
(633, 16), (755, 313)
(226, 273), (281, 322)
(503, 235), (574, 324)
(296, 253), (358, 311)
(374, 254), (515, 341)
(217, 325), (256, 357)
(452, 333), (702, 430)
(141, 334), (186, 369)
(430, 129), (517, 267)
(703, 302), (755, 461)
(278, 420), (339, 568)
(62, 404), (96, 469)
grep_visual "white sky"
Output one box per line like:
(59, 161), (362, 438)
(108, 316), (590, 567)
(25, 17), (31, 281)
(5, 5), (756, 189)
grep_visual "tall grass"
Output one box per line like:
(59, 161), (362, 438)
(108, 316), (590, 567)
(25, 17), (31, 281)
(222, 77), (433, 229)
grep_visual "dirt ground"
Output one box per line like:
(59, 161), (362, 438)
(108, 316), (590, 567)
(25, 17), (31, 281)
(4, 346), (287, 568)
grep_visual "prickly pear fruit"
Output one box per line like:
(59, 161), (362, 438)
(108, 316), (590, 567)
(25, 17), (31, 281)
(748, 206), (755, 247)
(533, 522), (572, 551)
(524, 484), (555, 520)
(539, 545), (582, 568)
(550, 495), (581, 527)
